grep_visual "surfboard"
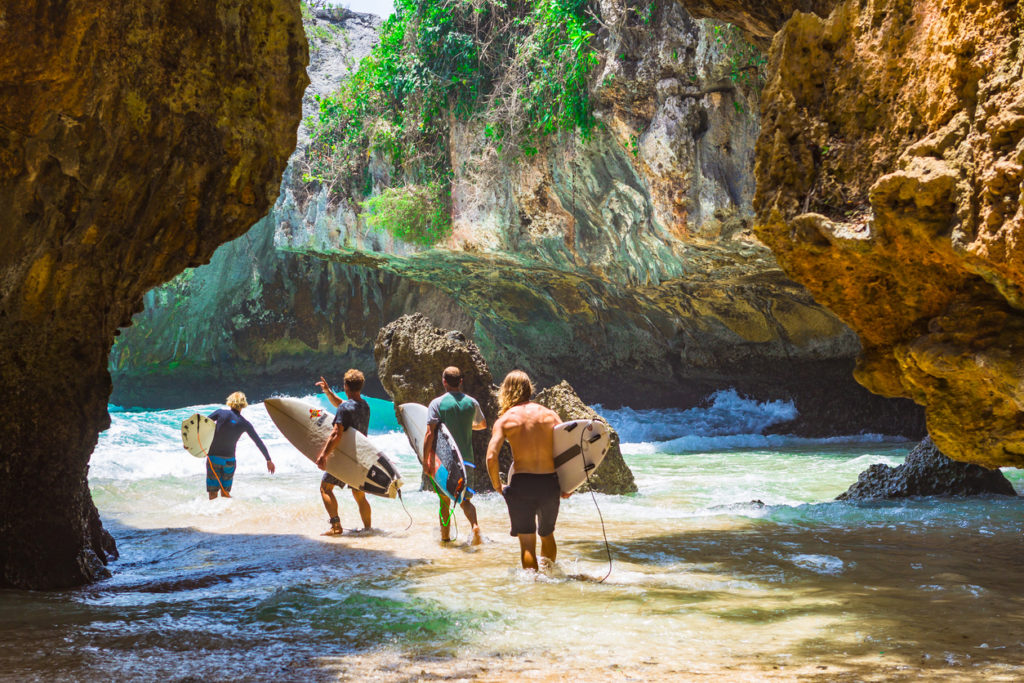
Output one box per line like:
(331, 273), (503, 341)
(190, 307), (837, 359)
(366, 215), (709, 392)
(181, 413), (216, 459)
(553, 419), (611, 494)
(263, 397), (403, 498)
(396, 402), (468, 504)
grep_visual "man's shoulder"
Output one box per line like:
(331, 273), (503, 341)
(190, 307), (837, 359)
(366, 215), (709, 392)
(526, 402), (560, 422)
(344, 396), (370, 411)
(439, 392), (477, 410)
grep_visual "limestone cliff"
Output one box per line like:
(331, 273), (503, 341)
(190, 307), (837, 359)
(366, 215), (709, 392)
(0, 1), (308, 588)
(676, 0), (1023, 467)
(111, 2), (923, 437)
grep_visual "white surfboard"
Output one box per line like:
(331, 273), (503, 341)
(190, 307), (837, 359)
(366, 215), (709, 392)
(553, 419), (611, 494)
(396, 403), (469, 503)
(263, 397), (403, 498)
(181, 413), (216, 459)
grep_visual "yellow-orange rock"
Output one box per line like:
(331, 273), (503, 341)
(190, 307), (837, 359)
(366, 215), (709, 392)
(746, 1), (1024, 467)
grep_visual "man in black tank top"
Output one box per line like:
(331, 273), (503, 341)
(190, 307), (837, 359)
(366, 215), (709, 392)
(314, 369), (372, 536)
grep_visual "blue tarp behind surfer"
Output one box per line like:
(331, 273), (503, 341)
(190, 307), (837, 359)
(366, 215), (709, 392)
(206, 391), (275, 500)
(424, 366), (487, 545)
(486, 370), (567, 571)
(315, 369), (373, 536)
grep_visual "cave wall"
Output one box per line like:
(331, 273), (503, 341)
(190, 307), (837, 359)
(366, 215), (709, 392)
(0, 0), (307, 588)
(676, 0), (1023, 467)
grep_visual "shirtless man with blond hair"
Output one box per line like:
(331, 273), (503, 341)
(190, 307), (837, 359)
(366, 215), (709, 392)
(486, 370), (566, 571)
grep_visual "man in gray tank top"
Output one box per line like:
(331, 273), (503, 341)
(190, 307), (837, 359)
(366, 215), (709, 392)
(424, 366), (487, 545)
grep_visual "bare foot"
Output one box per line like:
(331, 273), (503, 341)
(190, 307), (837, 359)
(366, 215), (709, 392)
(321, 525), (343, 537)
(470, 527), (482, 546)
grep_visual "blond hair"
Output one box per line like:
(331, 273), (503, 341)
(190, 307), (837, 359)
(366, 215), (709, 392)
(498, 370), (533, 415)
(226, 391), (248, 411)
(344, 368), (365, 392)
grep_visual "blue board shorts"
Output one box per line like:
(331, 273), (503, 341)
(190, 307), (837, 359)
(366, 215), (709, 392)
(206, 455), (236, 492)
(503, 472), (561, 536)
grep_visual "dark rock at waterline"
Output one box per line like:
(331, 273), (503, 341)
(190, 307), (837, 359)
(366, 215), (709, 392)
(374, 314), (637, 495)
(837, 437), (1017, 501)
(534, 382), (637, 495)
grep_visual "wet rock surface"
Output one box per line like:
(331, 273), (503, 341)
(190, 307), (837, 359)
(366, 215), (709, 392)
(0, 1), (307, 588)
(837, 438), (1017, 501)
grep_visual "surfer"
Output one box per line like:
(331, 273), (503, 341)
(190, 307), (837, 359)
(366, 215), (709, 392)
(206, 392), (275, 499)
(315, 369), (373, 536)
(424, 366), (487, 545)
(486, 370), (567, 571)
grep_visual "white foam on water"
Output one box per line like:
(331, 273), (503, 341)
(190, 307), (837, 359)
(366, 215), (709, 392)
(596, 388), (798, 443)
(92, 398), (420, 483)
(788, 553), (845, 575)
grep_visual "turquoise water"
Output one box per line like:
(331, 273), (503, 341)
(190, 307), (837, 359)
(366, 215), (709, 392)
(3, 391), (1023, 681)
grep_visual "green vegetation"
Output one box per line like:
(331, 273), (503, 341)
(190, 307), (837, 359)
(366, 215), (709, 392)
(300, 1), (347, 53)
(360, 182), (451, 246)
(710, 22), (766, 88)
(304, 0), (601, 245)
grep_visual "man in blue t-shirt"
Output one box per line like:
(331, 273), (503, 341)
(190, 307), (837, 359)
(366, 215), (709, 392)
(314, 369), (372, 536)
(424, 366), (487, 545)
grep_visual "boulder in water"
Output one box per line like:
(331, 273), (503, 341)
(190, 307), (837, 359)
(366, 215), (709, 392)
(535, 381), (637, 495)
(837, 437), (1017, 501)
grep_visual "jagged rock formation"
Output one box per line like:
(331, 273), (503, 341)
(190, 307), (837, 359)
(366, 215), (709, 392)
(534, 382), (637, 495)
(111, 3), (924, 437)
(676, 0), (1024, 467)
(374, 314), (636, 494)
(375, 314), (503, 492)
(0, 2), (308, 588)
(837, 437), (1017, 500)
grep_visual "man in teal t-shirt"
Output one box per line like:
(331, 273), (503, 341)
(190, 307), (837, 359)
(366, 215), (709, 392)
(424, 366), (487, 545)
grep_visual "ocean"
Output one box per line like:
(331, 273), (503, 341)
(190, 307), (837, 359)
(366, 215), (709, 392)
(2, 390), (1022, 681)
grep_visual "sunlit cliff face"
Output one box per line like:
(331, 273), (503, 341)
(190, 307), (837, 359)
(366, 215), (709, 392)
(681, 0), (1024, 468)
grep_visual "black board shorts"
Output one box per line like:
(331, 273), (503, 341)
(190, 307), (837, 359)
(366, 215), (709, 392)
(321, 471), (347, 489)
(503, 472), (561, 537)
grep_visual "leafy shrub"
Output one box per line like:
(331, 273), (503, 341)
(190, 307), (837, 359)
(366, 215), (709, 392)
(359, 182), (451, 246)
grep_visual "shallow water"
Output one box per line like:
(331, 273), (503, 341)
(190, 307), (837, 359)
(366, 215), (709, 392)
(2, 392), (1023, 681)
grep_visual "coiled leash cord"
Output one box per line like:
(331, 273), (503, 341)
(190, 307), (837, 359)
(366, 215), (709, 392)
(431, 480), (459, 542)
(397, 489), (414, 531)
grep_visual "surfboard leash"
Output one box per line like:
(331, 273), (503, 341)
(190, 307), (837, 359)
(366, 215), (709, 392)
(396, 489), (414, 531)
(198, 429), (229, 498)
(580, 420), (613, 583)
(430, 480), (458, 542)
